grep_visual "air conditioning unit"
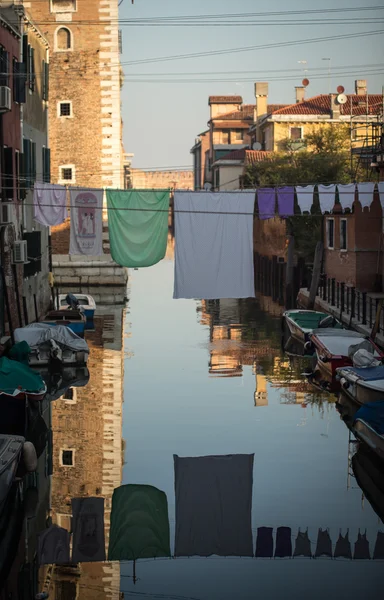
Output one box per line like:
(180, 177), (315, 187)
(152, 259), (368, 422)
(12, 240), (28, 264)
(0, 203), (12, 225)
(0, 86), (12, 112)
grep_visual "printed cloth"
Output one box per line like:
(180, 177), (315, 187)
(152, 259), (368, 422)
(296, 185), (314, 214)
(38, 525), (70, 565)
(173, 191), (255, 300)
(33, 182), (67, 226)
(277, 186), (294, 217)
(337, 183), (356, 212)
(257, 188), (275, 219)
(107, 190), (170, 267)
(69, 188), (103, 255)
(318, 184), (336, 214)
(71, 497), (106, 563)
(357, 182), (375, 210)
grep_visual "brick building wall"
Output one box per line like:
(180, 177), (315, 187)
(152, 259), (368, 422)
(130, 169), (193, 190)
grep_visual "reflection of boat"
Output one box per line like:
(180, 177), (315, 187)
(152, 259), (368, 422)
(337, 365), (384, 405)
(0, 357), (47, 402)
(57, 293), (96, 321)
(41, 309), (86, 337)
(0, 476), (24, 587)
(283, 335), (315, 359)
(352, 445), (384, 523)
(40, 365), (90, 402)
(353, 402), (384, 460)
(308, 330), (383, 379)
(0, 435), (25, 513)
(283, 310), (341, 343)
(14, 323), (89, 366)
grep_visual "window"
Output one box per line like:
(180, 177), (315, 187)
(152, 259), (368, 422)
(56, 582), (77, 600)
(28, 46), (35, 91)
(232, 130), (243, 142)
(221, 131), (229, 144)
(326, 218), (334, 249)
(24, 232), (42, 277)
(3, 147), (14, 199)
(214, 169), (220, 190)
(42, 60), (49, 101)
(0, 46), (9, 86)
(340, 219), (347, 251)
(59, 164), (75, 183)
(21, 138), (36, 191)
(290, 127), (303, 140)
(56, 27), (72, 51)
(63, 387), (77, 403)
(13, 58), (27, 103)
(51, 0), (76, 13)
(58, 101), (72, 117)
(61, 449), (74, 466)
(43, 147), (51, 183)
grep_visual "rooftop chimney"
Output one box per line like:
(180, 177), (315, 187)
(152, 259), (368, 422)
(355, 79), (367, 96)
(254, 82), (269, 120)
(330, 94), (340, 120)
(295, 86), (305, 103)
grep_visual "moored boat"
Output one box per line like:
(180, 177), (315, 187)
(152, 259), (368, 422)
(283, 309), (341, 343)
(57, 293), (96, 321)
(14, 323), (89, 366)
(337, 365), (384, 404)
(353, 401), (384, 460)
(0, 357), (47, 402)
(41, 309), (86, 337)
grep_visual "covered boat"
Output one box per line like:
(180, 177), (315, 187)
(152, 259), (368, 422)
(353, 401), (384, 460)
(337, 364), (384, 404)
(41, 307), (86, 337)
(0, 357), (46, 402)
(283, 310), (341, 343)
(57, 293), (96, 321)
(307, 330), (383, 378)
(14, 323), (89, 366)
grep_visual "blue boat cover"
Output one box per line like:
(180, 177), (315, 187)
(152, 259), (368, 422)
(354, 401), (384, 435)
(344, 365), (384, 381)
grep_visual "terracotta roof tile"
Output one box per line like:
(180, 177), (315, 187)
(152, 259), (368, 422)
(217, 149), (273, 163)
(209, 95), (243, 104)
(267, 104), (289, 114)
(214, 104), (255, 121)
(271, 94), (383, 116)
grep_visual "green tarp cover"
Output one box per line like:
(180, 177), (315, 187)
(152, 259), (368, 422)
(8, 342), (31, 365)
(0, 357), (45, 394)
(108, 484), (171, 561)
(106, 190), (170, 268)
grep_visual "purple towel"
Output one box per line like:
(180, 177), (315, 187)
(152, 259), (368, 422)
(258, 188), (275, 220)
(277, 187), (294, 218)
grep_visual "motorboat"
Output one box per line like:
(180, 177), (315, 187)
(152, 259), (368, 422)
(14, 323), (89, 367)
(337, 364), (384, 405)
(57, 293), (96, 321)
(0, 357), (47, 402)
(352, 444), (384, 523)
(306, 330), (383, 379)
(353, 402), (384, 460)
(41, 308), (86, 337)
(283, 309), (342, 343)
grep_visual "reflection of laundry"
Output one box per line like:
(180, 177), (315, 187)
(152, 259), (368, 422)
(174, 454), (254, 557)
(315, 528), (332, 558)
(353, 530), (371, 559)
(274, 527), (292, 558)
(71, 497), (105, 563)
(255, 527), (273, 558)
(373, 531), (384, 559)
(334, 531), (352, 559)
(293, 528), (312, 558)
(38, 525), (70, 565)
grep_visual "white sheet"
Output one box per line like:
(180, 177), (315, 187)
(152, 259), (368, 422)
(69, 188), (104, 255)
(174, 454), (254, 557)
(337, 183), (356, 212)
(318, 184), (336, 214)
(296, 185), (314, 214)
(34, 182), (67, 226)
(173, 192), (255, 299)
(357, 182), (375, 210)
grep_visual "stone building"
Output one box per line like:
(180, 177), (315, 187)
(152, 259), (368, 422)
(128, 169), (193, 190)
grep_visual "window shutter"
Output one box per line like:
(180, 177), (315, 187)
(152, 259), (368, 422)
(23, 138), (31, 189)
(31, 141), (36, 184)
(22, 34), (28, 68)
(44, 61), (49, 101)
(4, 147), (14, 199)
(43, 147), (51, 183)
(20, 148), (26, 199)
(30, 47), (35, 91)
(23, 232), (42, 278)
(14, 61), (26, 103)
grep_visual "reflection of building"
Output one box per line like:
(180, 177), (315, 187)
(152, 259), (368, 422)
(40, 306), (125, 598)
(254, 373), (268, 407)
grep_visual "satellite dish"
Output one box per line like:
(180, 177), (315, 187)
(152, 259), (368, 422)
(302, 78), (309, 87)
(252, 142), (262, 150)
(204, 182), (212, 191)
(337, 93), (347, 105)
(337, 85), (345, 94)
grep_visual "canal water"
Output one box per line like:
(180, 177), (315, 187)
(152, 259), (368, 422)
(1, 237), (382, 599)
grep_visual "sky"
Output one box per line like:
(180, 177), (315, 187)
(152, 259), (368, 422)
(119, 0), (384, 170)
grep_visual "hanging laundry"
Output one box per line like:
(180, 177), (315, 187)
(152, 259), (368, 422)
(318, 184), (336, 214)
(174, 454), (254, 557)
(257, 188), (275, 219)
(34, 182), (68, 227)
(334, 530), (352, 559)
(38, 525), (70, 565)
(373, 531), (384, 559)
(255, 527), (274, 558)
(274, 527), (292, 558)
(108, 484), (171, 561)
(296, 185), (314, 214)
(315, 528), (332, 558)
(353, 530), (371, 559)
(173, 191), (255, 300)
(293, 528), (312, 558)
(357, 182), (376, 210)
(71, 497), (105, 563)
(106, 189), (170, 268)
(378, 182), (384, 212)
(69, 188), (103, 255)
(337, 183), (356, 212)
(277, 187), (294, 218)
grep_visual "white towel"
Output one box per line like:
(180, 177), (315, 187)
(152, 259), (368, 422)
(296, 185), (314, 214)
(173, 191), (255, 299)
(378, 182), (384, 212)
(337, 183), (356, 212)
(69, 188), (104, 255)
(318, 184), (336, 214)
(33, 182), (67, 226)
(357, 182), (375, 210)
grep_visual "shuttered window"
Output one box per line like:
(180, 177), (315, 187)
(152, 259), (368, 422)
(28, 45), (35, 91)
(23, 231), (42, 277)
(0, 46), (9, 87)
(43, 147), (51, 183)
(3, 147), (14, 199)
(13, 59), (27, 103)
(22, 138), (36, 190)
